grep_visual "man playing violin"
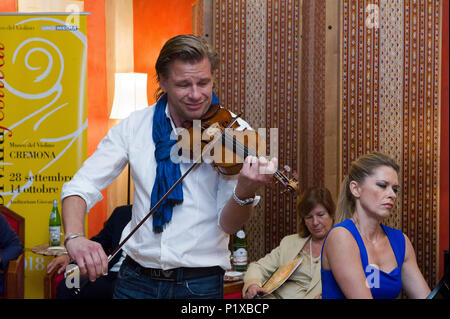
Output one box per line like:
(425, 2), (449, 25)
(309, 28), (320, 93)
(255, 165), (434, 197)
(61, 34), (277, 299)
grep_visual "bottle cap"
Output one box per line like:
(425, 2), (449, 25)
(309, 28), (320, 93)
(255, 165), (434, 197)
(53, 199), (58, 207)
(236, 230), (245, 239)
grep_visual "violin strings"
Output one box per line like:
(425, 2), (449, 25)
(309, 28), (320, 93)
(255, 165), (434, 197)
(199, 125), (293, 186)
(221, 131), (290, 184)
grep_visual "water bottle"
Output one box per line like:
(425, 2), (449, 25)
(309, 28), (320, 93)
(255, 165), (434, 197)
(232, 229), (248, 271)
(49, 200), (62, 246)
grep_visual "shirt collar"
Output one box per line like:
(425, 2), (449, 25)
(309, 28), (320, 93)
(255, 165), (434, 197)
(164, 102), (177, 132)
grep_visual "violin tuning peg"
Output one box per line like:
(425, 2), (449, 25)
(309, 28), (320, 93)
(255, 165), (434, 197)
(284, 165), (291, 173)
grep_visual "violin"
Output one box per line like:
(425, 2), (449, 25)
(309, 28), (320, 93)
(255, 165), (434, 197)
(178, 103), (298, 193)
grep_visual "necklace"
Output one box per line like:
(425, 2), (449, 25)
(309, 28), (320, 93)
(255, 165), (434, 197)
(308, 238), (321, 276)
(309, 238), (313, 277)
(353, 218), (379, 245)
(303, 237), (320, 278)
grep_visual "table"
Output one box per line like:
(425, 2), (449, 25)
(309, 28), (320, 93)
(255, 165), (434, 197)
(224, 280), (244, 298)
(31, 244), (67, 256)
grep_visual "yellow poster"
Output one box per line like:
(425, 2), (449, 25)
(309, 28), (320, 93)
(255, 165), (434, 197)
(0, 13), (87, 298)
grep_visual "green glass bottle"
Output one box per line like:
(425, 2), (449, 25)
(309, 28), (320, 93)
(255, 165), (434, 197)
(232, 229), (248, 272)
(49, 200), (61, 246)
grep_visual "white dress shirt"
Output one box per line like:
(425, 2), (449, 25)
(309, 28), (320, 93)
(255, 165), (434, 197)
(61, 103), (250, 271)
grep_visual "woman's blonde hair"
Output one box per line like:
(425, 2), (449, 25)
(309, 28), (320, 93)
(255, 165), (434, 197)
(334, 152), (399, 224)
(154, 34), (219, 101)
(297, 187), (336, 237)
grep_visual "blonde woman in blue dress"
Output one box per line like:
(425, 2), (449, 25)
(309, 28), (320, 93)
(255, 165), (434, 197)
(321, 152), (431, 299)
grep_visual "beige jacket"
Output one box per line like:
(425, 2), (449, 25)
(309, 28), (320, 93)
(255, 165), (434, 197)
(242, 234), (322, 299)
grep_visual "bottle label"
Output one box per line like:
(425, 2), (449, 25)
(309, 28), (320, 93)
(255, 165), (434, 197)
(233, 248), (248, 266)
(49, 226), (61, 244)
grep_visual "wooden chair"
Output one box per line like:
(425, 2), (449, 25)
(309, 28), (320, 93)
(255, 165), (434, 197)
(0, 205), (25, 299)
(43, 266), (64, 299)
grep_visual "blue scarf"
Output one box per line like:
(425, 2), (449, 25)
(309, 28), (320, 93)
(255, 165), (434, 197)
(151, 93), (219, 232)
(151, 94), (182, 233)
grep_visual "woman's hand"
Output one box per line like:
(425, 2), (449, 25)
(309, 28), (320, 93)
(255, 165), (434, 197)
(47, 254), (71, 275)
(244, 284), (269, 299)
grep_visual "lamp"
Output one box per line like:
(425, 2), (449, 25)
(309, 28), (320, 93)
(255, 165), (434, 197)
(110, 73), (149, 204)
(110, 72), (148, 119)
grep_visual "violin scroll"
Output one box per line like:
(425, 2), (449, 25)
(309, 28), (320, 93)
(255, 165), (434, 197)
(273, 165), (299, 194)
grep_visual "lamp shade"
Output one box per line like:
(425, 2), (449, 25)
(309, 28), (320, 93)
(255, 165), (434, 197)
(110, 73), (148, 119)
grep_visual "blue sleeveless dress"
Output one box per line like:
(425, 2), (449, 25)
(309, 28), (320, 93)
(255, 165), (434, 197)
(321, 219), (405, 299)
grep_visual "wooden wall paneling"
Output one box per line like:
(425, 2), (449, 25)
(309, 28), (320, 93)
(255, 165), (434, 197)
(439, 0), (449, 279)
(214, 0), (301, 262)
(300, 0), (326, 190)
(192, 0), (213, 47)
(241, 0), (267, 262)
(192, 0), (203, 37)
(324, 0), (340, 201)
(263, 0), (301, 258)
